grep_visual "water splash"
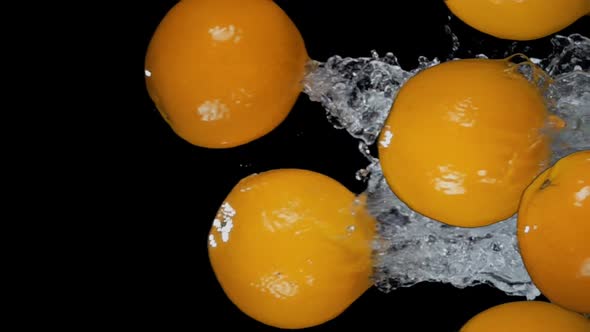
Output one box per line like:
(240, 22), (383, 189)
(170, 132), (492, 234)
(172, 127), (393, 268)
(303, 34), (590, 299)
(303, 53), (439, 145)
(444, 21), (460, 60)
(547, 70), (590, 161)
(367, 162), (536, 298)
(542, 34), (590, 76)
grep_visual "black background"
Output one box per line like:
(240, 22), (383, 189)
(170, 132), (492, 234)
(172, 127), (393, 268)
(129, 1), (589, 330)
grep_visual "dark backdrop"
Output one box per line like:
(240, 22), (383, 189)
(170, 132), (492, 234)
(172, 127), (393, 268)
(127, 1), (589, 330)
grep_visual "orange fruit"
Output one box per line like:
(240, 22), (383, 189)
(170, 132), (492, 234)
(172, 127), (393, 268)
(145, 0), (308, 148)
(378, 58), (553, 227)
(460, 301), (590, 331)
(207, 169), (376, 328)
(445, 0), (590, 40)
(518, 150), (590, 313)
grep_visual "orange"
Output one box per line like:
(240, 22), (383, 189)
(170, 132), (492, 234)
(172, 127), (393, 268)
(518, 150), (590, 313)
(460, 301), (590, 331)
(378, 58), (553, 227)
(145, 0), (308, 148)
(445, 0), (590, 40)
(207, 169), (376, 328)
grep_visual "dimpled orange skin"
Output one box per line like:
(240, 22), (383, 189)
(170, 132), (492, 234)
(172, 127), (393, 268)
(145, 0), (308, 148)
(207, 169), (376, 329)
(517, 150), (590, 314)
(460, 301), (590, 332)
(445, 0), (590, 41)
(378, 58), (551, 228)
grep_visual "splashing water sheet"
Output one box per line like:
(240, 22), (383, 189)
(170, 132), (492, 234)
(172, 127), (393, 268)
(303, 34), (590, 299)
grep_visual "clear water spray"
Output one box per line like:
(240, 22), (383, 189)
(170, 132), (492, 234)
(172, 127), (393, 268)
(303, 34), (590, 299)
